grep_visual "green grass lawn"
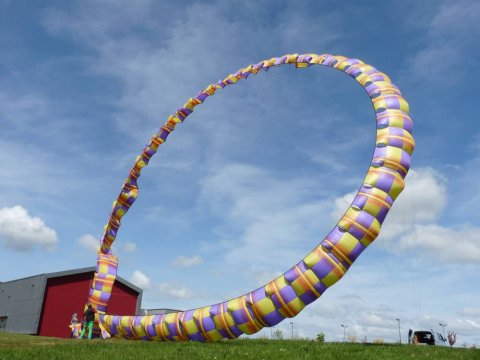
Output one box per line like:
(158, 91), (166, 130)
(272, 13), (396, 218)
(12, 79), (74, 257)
(0, 332), (478, 360)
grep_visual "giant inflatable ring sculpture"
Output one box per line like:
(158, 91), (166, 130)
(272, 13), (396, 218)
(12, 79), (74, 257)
(87, 54), (414, 341)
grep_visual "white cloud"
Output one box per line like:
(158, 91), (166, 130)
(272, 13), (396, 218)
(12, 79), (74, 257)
(446, 318), (480, 339)
(0, 92), (48, 126)
(378, 167), (480, 263)
(172, 255), (202, 268)
(98, 240), (137, 255)
(332, 167), (447, 240)
(145, 206), (192, 231)
(0, 205), (58, 252)
(199, 163), (334, 277)
(0, 141), (63, 197)
(304, 121), (370, 173)
(429, 1), (480, 38)
(77, 233), (100, 253)
(331, 191), (356, 222)
(140, 280), (209, 308)
(40, 0), (343, 147)
(460, 307), (480, 317)
(42, 2), (253, 141)
(130, 270), (151, 290)
(403, 1), (480, 85)
(379, 167), (447, 240)
(296, 293), (405, 343)
(156, 282), (193, 300)
(329, 167), (478, 263)
(398, 224), (480, 264)
(123, 241), (137, 253)
(253, 270), (283, 287)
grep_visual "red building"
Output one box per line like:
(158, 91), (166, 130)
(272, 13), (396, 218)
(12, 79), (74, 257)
(0, 267), (142, 338)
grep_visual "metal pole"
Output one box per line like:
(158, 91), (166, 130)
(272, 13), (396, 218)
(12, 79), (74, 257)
(341, 324), (348, 342)
(290, 322), (293, 340)
(395, 319), (401, 344)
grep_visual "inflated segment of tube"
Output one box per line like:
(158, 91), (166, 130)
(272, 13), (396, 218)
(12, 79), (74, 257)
(86, 54), (414, 341)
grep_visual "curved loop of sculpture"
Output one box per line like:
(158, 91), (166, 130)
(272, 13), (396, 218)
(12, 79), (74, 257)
(86, 54), (414, 341)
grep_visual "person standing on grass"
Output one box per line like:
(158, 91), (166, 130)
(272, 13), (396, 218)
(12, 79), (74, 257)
(69, 312), (81, 338)
(79, 304), (96, 339)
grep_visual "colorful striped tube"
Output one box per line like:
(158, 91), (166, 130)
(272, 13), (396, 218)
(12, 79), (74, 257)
(88, 54), (414, 341)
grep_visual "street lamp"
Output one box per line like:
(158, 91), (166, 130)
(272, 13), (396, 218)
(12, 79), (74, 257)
(439, 323), (447, 339)
(270, 326), (274, 339)
(290, 322), (294, 340)
(340, 324), (348, 342)
(395, 319), (401, 344)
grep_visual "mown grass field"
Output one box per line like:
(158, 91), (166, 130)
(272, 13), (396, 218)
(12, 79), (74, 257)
(0, 332), (478, 360)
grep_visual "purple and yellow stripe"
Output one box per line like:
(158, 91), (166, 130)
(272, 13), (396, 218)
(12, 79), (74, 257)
(87, 54), (414, 341)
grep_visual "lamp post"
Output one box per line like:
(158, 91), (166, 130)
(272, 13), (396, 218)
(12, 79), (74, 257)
(340, 324), (348, 342)
(290, 322), (294, 340)
(395, 319), (401, 344)
(439, 323), (447, 339)
(270, 326), (274, 339)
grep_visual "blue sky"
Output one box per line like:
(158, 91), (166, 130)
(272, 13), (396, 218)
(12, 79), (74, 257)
(1, 0), (479, 345)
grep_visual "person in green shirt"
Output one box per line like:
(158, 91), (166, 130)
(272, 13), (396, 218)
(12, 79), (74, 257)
(79, 304), (96, 339)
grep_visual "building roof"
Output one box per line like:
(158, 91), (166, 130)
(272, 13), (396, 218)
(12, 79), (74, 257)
(1, 267), (142, 294)
(140, 308), (181, 315)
